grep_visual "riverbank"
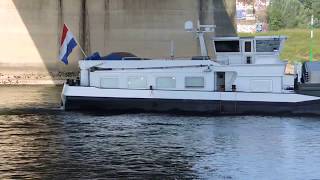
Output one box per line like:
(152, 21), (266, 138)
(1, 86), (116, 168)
(0, 71), (76, 85)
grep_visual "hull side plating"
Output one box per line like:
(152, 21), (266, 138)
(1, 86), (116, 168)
(63, 96), (320, 116)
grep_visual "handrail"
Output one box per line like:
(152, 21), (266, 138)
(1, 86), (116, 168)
(91, 64), (213, 72)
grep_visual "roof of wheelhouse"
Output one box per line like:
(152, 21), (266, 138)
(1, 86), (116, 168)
(211, 36), (287, 41)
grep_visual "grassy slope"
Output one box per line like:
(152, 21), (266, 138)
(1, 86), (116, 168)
(239, 29), (320, 62)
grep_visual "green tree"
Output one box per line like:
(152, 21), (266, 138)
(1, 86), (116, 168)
(268, 0), (310, 30)
(268, 6), (284, 30)
(312, 1), (320, 27)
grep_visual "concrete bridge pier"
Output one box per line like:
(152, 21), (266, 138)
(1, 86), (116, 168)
(0, 0), (235, 84)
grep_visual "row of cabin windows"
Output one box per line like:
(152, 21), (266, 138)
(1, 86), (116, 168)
(214, 40), (280, 53)
(100, 76), (205, 89)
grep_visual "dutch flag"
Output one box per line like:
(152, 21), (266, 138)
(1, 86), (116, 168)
(59, 24), (77, 65)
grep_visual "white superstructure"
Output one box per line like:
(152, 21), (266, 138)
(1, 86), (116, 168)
(77, 35), (289, 94)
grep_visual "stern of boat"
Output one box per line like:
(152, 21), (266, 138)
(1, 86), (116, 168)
(60, 83), (68, 110)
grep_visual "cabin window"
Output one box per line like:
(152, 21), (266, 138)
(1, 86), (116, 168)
(214, 41), (240, 52)
(256, 40), (281, 52)
(128, 77), (147, 89)
(156, 77), (176, 89)
(185, 77), (205, 88)
(100, 78), (119, 89)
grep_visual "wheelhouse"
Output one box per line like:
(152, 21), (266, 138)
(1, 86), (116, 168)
(212, 36), (287, 65)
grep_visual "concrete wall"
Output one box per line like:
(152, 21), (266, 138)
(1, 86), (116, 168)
(0, 0), (235, 84)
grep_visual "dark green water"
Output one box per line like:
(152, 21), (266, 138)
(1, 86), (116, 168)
(0, 86), (320, 179)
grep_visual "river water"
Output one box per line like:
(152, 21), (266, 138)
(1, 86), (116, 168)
(0, 86), (320, 179)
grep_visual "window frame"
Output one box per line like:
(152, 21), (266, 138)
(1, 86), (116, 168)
(156, 76), (177, 89)
(100, 77), (120, 89)
(127, 76), (148, 89)
(185, 76), (205, 89)
(214, 40), (241, 53)
(255, 39), (281, 53)
(244, 41), (252, 52)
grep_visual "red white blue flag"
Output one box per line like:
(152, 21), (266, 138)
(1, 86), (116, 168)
(59, 24), (77, 65)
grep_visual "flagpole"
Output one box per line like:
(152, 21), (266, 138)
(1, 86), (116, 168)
(64, 24), (87, 58)
(75, 39), (88, 58)
(310, 14), (314, 62)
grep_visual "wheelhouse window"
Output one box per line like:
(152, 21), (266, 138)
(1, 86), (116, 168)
(185, 77), (205, 88)
(245, 41), (252, 52)
(214, 41), (240, 52)
(256, 40), (281, 52)
(156, 77), (176, 89)
(128, 77), (147, 89)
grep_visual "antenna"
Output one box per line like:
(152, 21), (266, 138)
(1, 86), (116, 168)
(170, 40), (175, 59)
(184, 20), (216, 57)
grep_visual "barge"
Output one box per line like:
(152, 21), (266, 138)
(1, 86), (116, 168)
(61, 21), (320, 115)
